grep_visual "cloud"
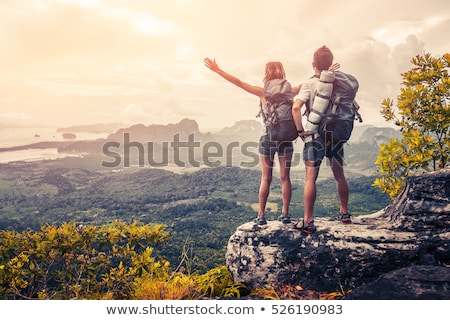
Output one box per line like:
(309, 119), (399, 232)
(121, 103), (146, 121)
(391, 35), (426, 73)
(0, 0), (448, 130)
(0, 111), (32, 120)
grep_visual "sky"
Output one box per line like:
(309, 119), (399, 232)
(0, 0), (449, 132)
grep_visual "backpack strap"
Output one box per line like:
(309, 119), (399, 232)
(330, 96), (340, 115)
(329, 96), (363, 123)
(353, 100), (363, 123)
(256, 101), (266, 121)
(257, 99), (279, 128)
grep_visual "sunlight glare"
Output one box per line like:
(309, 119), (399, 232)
(133, 13), (180, 36)
(371, 24), (420, 47)
(175, 42), (194, 61)
(57, 0), (101, 8)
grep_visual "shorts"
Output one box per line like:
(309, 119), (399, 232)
(303, 136), (345, 167)
(258, 135), (294, 159)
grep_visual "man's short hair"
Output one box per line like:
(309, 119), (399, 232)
(313, 46), (333, 71)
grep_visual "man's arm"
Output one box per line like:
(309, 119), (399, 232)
(292, 99), (305, 135)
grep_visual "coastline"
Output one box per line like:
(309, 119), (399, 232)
(0, 141), (74, 153)
(0, 127), (108, 164)
(0, 147), (85, 164)
(0, 141), (96, 164)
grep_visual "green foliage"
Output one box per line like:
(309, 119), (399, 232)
(375, 53), (450, 198)
(0, 221), (247, 300)
(195, 265), (246, 298)
(0, 221), (170, 299)
(132, 265), (245, 300)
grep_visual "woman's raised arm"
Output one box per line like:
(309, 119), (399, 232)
(204, 58), (263, 97)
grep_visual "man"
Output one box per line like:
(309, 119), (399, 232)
(292, 45), (353, 234)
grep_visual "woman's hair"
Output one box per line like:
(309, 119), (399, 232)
(263, 61), (286, 83)
(313, 46), (333, 71)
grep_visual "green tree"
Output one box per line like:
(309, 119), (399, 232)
(374, 53), (450, 199)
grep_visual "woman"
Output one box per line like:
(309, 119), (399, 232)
(204, 58), (300, 225)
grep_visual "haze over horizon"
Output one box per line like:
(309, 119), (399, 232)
(0, 0), (448, 132)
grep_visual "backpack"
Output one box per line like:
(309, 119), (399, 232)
(307, 71), (362, 144)
(257, 78), (298, 142)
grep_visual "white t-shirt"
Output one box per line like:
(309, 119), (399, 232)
(295, 75), (319, 111)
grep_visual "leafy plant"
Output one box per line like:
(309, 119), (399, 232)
(0, 221), (247, 300)
(132, 265), (244, 300)
(374, 53), (450, 198)
(0, 221), (169, 299)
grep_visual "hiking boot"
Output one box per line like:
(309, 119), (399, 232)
(340, 213), (352, 224)
(278, 213), (292, 224)
(293, 220), (316, 234)
(254, 215), (267, 225)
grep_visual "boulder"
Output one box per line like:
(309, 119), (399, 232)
(344, 265), (450, 299)
(225, 168), (450, 298)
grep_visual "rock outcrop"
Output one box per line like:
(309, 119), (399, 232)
(345, 265), (450, 299)
(225, 168), (450, 298)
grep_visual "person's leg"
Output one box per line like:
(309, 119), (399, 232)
(259, 155), (273, 218)
(331, 156), (349, 216)
(293, 160), (319, 230)
(303, 161), (320, 223)
(278, 152), (292, 216)
(293, 138), (323, 231)
(328, 142), (351, 223)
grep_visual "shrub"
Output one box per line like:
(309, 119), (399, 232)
(0, 221), (169, 299)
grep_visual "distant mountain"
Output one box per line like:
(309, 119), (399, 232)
(57, 122), (126, 134)
(216, 120), (262, 138)
(106, 118), (203, 144)
(216, 121), (401, 146)
(349, 124), (401, 145)
(57, 119), (400, 149)
(348, 124), (374, 143)
(358, 126), (402, 146)
(5, 118), (403, 175)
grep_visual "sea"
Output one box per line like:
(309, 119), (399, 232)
(0, 127), (108, 164)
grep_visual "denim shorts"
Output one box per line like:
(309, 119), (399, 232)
(258, 135), (294, 158)
(303, 136), (344, 167)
